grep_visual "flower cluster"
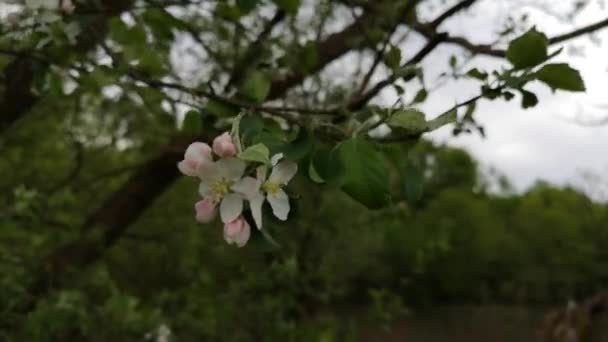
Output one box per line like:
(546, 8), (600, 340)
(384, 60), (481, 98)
(177, 132), (297, 247)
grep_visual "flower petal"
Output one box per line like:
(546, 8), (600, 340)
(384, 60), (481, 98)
(223, 217), (250, 248)
(249, 193), (265, 230)
(200, 160), (224, 181)
(257, 165), (268, 182)
(215, 157), (246, 180)
(195, 198), (217, 223)
(177, 160), (198, 177)
(231, 177), (261, 199)
(267, 189), (290, 221)
(220, 193), (243, 223)
(223, 218), (242, 245)
(213, 132), (237, 158)
(270, 153), (284, 166)
(185, 142), (212, 163)
(198, 180), (211, 197)
(233, 218), (251, 247)
(269, 160), (298, 185)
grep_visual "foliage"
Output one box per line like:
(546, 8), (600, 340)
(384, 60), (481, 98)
(0, 0), (605, 340)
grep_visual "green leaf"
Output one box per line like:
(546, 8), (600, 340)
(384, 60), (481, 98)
(182, 110), (202, 135)
(236, 0), (259, 13)
(239, 70), (271, 103)
(506, 28), (548, 69)
(45, 70), (64, 97)
(384, 45), (402, 70)
(412, 88), (428, 104)
(216, 3), (243, 20)
(82, 66), (115, 89)
(481, 85), (502, 100)
(238, 143), (270, 164)
(110, 19), (147, 46)
(280, 129), (313, 160)
(308, 158), (325, 184)
(299, 42), (318, 72)
(138, 49), (166, 76)
(230, 113), (245, 152)
(142, 8), (190, 40)
(463, 102), (477, 120)
(239, 115), (265, 146)
(337, 139), (390, 209)
(272, 0), (301, 15)
(207, 99), (238, 117)
(108, 18), (130, 43)
(520, 89), (539, 109)
(393, 84), (405, 95)
(388, 109), (428, 133)
(427, 109), (457, 131)
(312, 146), (343, 184)
(251, 131), (286, 155)
(534, 63), (586, 92)
(502, 91), (515, 101)
(395, 65), (421, 80)
(466, 68), (488, 80)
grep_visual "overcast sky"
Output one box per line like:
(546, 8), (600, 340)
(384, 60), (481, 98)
(414, 0), (608, 198)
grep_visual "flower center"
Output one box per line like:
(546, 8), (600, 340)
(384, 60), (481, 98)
(262, 181), (281, 195)
(210, 178), (233, 199)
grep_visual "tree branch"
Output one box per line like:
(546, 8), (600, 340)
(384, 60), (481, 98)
(267, 0), (421, 100)
(348, 33), (447, 111)
(415, 15), (608, 58)
(354, 23), (399, 97)
(224, 9), (286, 91)
(549, 16), (608, 44)
(429, 0), (477, 30)
(0, 0), (135, 133)
(348, 0), (480, 110)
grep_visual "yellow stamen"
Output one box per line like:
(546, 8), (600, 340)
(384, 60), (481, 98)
(263, 181), (281, 195)
(210, 178), (233, 199)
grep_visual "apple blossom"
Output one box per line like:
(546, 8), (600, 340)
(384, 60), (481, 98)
(223, 216), (251, 247)
(232, 154), (297, 229)
(177, 142), (212, 177)
(198, 157), (246, 223)
(212, 132), (237, 158)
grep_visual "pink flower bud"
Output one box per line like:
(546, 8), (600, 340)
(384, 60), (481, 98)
(61, 0), (75, 14)
(195, 198), (217, 223)
(177, 142), (212, 177)
(223, 216), (251, 247)
(212, 132), (237, 158)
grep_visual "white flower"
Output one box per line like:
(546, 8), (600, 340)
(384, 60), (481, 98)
(198, 157), (246, 223)
(232, 154), (297, 229)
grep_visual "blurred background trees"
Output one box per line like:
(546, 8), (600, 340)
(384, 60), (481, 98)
(1, 0), (608, 340)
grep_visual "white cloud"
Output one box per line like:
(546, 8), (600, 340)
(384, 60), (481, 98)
(414, 0), (608, 195)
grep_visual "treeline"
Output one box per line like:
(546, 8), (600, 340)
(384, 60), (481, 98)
(1, 138), (607, 341)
